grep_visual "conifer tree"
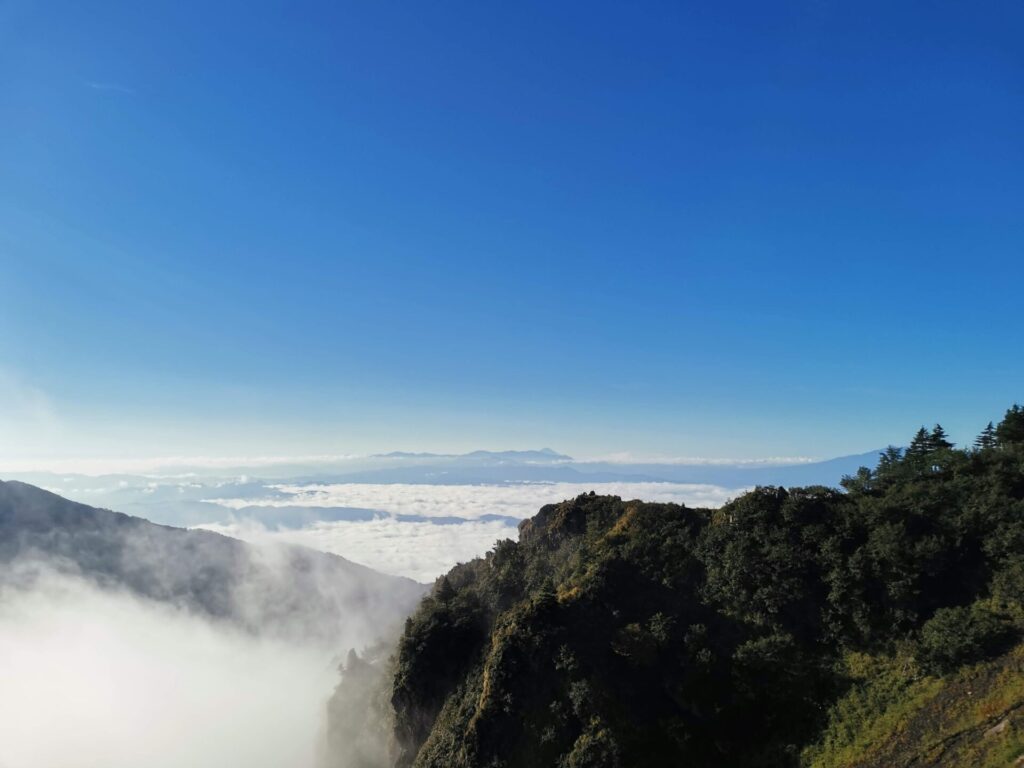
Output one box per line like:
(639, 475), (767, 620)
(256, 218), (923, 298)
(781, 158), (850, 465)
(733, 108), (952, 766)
(875, 446), (904, 477)
(928, 424), (953, 450)
(995, 404), (1024, 446)
(974, 422), (997, 451)
(435, 575), (456, 603)
(907, 427), (931, 458)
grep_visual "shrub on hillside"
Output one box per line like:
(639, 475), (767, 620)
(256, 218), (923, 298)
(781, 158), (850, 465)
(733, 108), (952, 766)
(918, 603), (1014, 674)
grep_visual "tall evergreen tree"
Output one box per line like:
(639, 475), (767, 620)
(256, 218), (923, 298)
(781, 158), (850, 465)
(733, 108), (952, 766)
(435, 575), (457, 603)
(906, 427), (932, 459)
(928, 424), (953, 450)
(995, 404), (1024, 446)
(974, 422), (997, 451)
(874, 446), (904, 479)
(909, 428), (937, 462)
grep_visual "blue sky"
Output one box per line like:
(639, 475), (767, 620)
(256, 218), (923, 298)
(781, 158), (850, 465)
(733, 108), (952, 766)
(1, 1), (1022, 465)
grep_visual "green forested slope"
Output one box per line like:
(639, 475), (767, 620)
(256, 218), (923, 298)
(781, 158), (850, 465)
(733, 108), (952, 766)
(327, 406), (1024, 768)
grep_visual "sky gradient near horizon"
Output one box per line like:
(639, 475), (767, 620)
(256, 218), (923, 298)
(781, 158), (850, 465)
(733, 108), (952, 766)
(2, 1), (1023, 465)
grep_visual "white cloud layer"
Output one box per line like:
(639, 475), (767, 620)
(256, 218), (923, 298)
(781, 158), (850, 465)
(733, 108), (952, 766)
(198, 517), (517, 584)
(207, 481), (745, 520)
(0, 574), (335, 768)
(198, 482), (747, 581)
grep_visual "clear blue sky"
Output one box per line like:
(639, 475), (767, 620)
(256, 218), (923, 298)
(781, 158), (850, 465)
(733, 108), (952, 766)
(1, 1), (1022, 465)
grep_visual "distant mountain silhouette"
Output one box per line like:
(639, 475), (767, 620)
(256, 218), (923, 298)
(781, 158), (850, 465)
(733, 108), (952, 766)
(0, 449), (888, 529)
(375, 448), (573, 463)
(0, 479), (425, 645)
(314, 450), (884, 487)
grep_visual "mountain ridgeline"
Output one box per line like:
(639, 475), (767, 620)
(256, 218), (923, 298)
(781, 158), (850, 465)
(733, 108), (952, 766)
(328, 406), (1024, 768)
(0, 479), (425, 645)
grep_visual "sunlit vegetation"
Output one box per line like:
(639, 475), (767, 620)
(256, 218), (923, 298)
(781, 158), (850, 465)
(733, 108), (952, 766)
(330, 405), (1024, 767)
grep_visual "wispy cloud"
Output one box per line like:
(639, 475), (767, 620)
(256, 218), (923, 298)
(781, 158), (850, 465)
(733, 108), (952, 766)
(0, 370), (62, 448)
(85, 81), (135, 95)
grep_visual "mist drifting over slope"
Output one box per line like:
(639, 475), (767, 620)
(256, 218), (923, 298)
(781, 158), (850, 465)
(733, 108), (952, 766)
(0, 572), (337, 768)
(0, 481), (425, 768)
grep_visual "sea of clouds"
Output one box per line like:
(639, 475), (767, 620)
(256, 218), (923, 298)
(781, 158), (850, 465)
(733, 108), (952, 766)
(197, 481), (746, 581)
(3, 445), (866, 586)
(0, 460), (756, 767)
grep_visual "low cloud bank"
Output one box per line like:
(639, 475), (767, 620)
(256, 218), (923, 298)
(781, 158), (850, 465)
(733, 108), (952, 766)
(0, 573), (338, 768)
(198, 482), (747, 581)
(207, 481), (744, 520)
(199, 517), (519, 583)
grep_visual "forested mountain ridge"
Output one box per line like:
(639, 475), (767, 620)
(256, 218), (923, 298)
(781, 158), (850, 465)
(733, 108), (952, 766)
(328, 406), (1024, 767)
(0, 479), (426, 644)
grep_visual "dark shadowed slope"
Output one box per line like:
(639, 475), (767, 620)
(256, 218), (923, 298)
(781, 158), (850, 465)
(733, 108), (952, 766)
(0, 479), (426, 645)
(350, 408), (1024, 768)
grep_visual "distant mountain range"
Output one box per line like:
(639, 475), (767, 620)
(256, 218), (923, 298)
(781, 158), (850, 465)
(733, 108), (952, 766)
(0, 479), (426, 645)
(375, 448), (572, 463)
(3, 446), (882, 484)
(0, 448), (887, 530)
(288, 448), (884, 487)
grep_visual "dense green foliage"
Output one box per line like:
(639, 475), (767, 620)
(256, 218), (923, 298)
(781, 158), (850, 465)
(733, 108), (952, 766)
(331, 406), (1024, 767)
(918, 603), (1014, 675)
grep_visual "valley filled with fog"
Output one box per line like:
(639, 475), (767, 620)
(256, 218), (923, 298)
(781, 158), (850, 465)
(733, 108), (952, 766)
(0, 477), (422, 768)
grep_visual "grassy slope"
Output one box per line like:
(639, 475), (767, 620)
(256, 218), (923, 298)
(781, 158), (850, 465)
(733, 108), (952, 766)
(804, 644), (1024, 768)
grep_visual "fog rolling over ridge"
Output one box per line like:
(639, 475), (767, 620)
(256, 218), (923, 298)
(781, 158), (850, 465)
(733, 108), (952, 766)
(0, 480), (424, 642)
(0, 479), (426, 768)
